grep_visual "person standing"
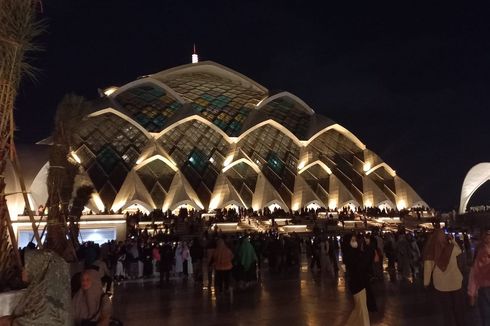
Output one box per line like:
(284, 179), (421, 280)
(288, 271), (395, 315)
(468, 232), (490, 325)
(396, 233), (412, 280)
(343, 234), (370, 326)
(384, 233), (396, 282)
(237, 236), (258, 289)
(328, 236), (339, 276)
(423, 229), (465, 326)
(373, 231), (384, 280)
(190, 237), (204, 284)
(159, 242), (174, 285)
(211, 238), (234, 294)
(407, 233), (421, 279)
(89, 252), (112, 294)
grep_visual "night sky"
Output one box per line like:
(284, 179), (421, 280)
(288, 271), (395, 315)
(14, 0), (490, 211)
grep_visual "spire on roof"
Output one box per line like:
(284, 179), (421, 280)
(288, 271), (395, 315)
(192, 44), (199, 64)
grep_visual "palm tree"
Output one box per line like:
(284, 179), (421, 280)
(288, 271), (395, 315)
(0, 0), (44, 290)
(69, 185), (94, 244)
(45, 94), (90, 258)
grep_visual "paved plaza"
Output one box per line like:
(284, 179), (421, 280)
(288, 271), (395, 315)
(112, 261), (480, 326)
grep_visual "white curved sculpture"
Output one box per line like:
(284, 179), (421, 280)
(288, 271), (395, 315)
(459, 163), (490, 214)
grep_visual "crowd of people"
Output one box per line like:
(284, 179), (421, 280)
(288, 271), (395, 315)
(2, 216), (489, 325)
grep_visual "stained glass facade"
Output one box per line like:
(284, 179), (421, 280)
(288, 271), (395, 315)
(115, 83), (183, 132)
(238, 124), (300, 206)
(156, 119), (229, 207)
(73, 114), (149, 207)
(258, 96), (312, 140)
(60, 61), (424, 212)
(160, 72), (264, 136)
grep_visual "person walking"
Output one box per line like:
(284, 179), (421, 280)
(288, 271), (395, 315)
(468, 231), (490, 325)
(190, 237), (204, 284)
(423, 229), (465, 326)
(237, 236), (258, 289)
(211, 238), (234, 294)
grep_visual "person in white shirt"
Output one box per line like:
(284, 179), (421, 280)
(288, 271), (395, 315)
(423, 229), (465, 326)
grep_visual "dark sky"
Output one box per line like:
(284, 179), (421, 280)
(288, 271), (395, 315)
(15, 0), (490, 211)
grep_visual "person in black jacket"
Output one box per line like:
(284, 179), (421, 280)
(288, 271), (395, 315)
(343, 234), (371, 326)
(190, 237), (204, 284)
(159, 242), (174, 285)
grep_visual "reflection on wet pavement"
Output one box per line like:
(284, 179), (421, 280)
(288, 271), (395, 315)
(112, 261), (479, 326)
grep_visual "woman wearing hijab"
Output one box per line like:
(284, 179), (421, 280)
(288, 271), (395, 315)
(72, 270), (112, 326)
(175, 242), (192, 279)
(468, 231), (490, 325)
(211, 238), (234, 294)
(423, 228), (465, 326)
(11, 250), (71, 326)
(343, 234), (370, 326)
(237, 236), (258, 289)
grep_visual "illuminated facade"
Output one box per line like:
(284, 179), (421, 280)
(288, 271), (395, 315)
(21, 61), (427, 215)
(459, 163), (490, 213)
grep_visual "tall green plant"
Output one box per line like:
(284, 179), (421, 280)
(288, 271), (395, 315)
(0, 0), (44, 290)
(45, 94), (90, 258)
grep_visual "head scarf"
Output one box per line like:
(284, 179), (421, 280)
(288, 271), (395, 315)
(181, 243), (190, 261)
(238, 238), (257, 271)
(472, 233), (490, 285)
(422, 229), (454, 272)
(12, 250), (71, 326)
(72, 269), (105, 324)
(213, 239), (233, 269)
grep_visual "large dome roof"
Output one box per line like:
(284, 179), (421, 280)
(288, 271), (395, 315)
(47, 61), (426, 213)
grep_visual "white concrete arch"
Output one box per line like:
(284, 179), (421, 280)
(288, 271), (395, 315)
(365, 162), (396, 177)
(153, 114), (233, 142)
(340, 199), (361, 209)
(87, 108), (152, 139)
(168, 199), (202, 212)
(298, 160), (332, 175)
(302, 124), (366, 150)
(236, 119), (304, 147)
(151, 60), (268, 94)
(459, 163), (490, 214)
(222, 158), (261, 174)
(263, 199), (289, 212)
(255, 91), (315, 115)
(222, 199), (247, 209)
(377, 199), (396, 210)
(155, 116), (307, 148)
(134, 154), (178, 172)
(109, 77), (186, 104)
(304, 199), (326, 209)
(119, 199), (155, 214)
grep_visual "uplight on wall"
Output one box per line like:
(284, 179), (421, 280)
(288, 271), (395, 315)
(328, 199), (338, 210)
(103, 86), (118, 96)
(92, 193), (105, 212)
(397, 199), (407, 210)
(71, 151), (81, 164)
(363, 162), (371, 172)
(223, 155), (233, 167)
(297, 160), (306, 170)
(209, 194), (222, 210)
